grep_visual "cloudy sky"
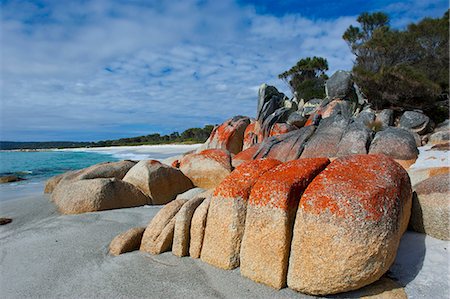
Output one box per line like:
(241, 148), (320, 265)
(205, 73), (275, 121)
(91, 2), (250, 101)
(1, 0), (447, 141)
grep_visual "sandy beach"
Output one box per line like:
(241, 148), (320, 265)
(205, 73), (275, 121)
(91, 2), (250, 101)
(0, 182), (448, 298)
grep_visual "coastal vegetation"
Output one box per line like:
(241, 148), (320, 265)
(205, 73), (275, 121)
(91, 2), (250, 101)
(0, 125), (214, 150)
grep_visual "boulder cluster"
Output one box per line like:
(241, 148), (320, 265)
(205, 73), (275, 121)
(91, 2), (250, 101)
(44, 70), (449, 295)
(109, 155), (412, 295)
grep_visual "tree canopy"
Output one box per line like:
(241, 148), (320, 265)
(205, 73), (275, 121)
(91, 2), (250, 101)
(278, 56), (329, 100)
(343, 10), (449, 111)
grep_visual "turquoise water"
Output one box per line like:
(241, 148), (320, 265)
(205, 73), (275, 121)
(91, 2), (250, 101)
(0, 151), (118, 183)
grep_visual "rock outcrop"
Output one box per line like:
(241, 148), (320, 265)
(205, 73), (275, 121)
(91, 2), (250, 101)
(240, 158), (330, 289)
(336, 122), (373, 156)
(52, 178), (150, 214)
(123, 160), (193, 205)
(179, 149), (232, 189)
(399, 111), (431, 135)
(201, 159), (281, 270)
(287, 155), (412, 295)
(410, 174), (449, 240)
(140, 199), (187, 254)
(189, 196), (212, 258)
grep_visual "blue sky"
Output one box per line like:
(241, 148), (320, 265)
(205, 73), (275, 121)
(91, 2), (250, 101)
(1, 0), (448, 141)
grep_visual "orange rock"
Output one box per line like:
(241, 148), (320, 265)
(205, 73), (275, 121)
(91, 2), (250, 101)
(201, 158), (281, 270)
(240, 158), (329, 289)
(231, 145), (259, 168)
(203, 116), (250, 154)
(268, 123), (297, 137)
(288, 154), (412, 295)
(243, 121), (263, 150)
(179, 149), (233, 189)
(171, 160), (180, 168)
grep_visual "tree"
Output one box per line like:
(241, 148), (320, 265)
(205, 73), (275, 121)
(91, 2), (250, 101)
(343, 11), (449, 111)
(278, 56), (329, 100)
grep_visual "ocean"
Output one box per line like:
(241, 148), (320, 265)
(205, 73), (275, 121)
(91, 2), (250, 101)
(0, 144), (199, 191)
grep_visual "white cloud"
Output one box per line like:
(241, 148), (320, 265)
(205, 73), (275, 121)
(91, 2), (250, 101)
(0, 0), (447, 141)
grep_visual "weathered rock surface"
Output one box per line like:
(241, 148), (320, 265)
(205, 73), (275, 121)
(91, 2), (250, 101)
(240, 158), (329, 289)
(190, 194), (212, 258)
(242, 121), (262, 150)
(46, 160), (137, 193)
(286, 112), (307, 128)
(325, 70), (354, 99)
(257, 84), (286, 122)
(410, 174), (449, 240)
(172, 195), (207, 257)
(358, 277), (408, 299)
(369, 127), (419, 163)
(355, 108), (376, 126)
(429, 130), (450, 144)
(301, 114), (350, 158)
(320, 99), (353, 119)
(179, 149), (232, 189)
(231, 145), (260, 168)
(140, 199), (187, 254)
(288, 154), (412, 295)
(202, 116), (251, 154)
(336, 122), (373, 156)
(399, 111), (431, 135)
(109, 227), (145, 256)
(52, 178), (150, 214)
(269, 123), (297, 137)
(123, 160), (193, 205)
(376, 109), (394, 128)
(302, 99), (321, 116)
(175, 187), (206, 201)
(253, 126), (316, 162)
(201, 159), (281, 270)
(408, 166), (450, 186)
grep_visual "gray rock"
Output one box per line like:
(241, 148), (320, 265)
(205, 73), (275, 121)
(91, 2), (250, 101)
(301, 114), (350, 158)
(287, 112), (307, 128)
(399, 111), (431, 135)
(376, 109), (394, 129)
(369, 127), (419, 160)
(434, 120), (449, 132)
(260, 107), (292, 138)
(0, 175), (25, 184)
(325, 70), (353, 99)
(355, 108), (376, 126)
(257, 84), (285, 121)
(429, 131), (450, 144)
(336, 122), (373, 156)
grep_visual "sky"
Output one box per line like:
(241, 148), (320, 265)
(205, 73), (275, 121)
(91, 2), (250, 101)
(1, 0), (448, 141)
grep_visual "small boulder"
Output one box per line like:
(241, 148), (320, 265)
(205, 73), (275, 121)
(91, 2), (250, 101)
(140, 199), (187, 254)
(179, 149), (232, 189)
(51, 178), (150, 214)
(336, 122), (373, 156)
(399, 111), (431, 135)
(202, 116), (251, 154)
(429, 130), (450, 145)
(376, 109), (394, 129)
(301, 114), (350, 158)
(0, 218), (12, 225)
(320, 99), (353, 119)
(201, 159), (281, 270)
(355, 108), (376, 126)
(123, 160), (194, 205)
(109, 227), (145, 256)
(287, 155), (412, 295)
(369, 127), (419, 167)
(0, 175), (25, 184)
(325, 70), (354, 99)
(240, 158), (329, 289)
(410, 174), (449, 240)
(44, 173), (67, 193)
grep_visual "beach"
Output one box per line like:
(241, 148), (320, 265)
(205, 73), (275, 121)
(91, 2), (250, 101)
(1, 144), (449, 298)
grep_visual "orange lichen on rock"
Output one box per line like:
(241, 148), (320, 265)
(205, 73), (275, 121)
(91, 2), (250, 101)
(249, 158), (330, 211)
(232, 145), (259, 167)
(243, 122), (263, 150)
(204, 116), (250, 154)
(269, 123), (297, 137)
(300, 154), (412, 222)
(171, 160), (180, 168)
(213, 158), (282, 199)
(191, 149), (231, 169)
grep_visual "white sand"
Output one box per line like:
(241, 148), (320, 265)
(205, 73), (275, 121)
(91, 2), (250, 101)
(59, 144), (200, 161)
(1, 185), (449, 298)
(409, 145), (450, 170)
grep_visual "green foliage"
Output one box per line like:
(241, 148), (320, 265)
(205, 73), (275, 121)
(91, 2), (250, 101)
(278, 56), (329, 100)
(343, 10), (449, 112)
